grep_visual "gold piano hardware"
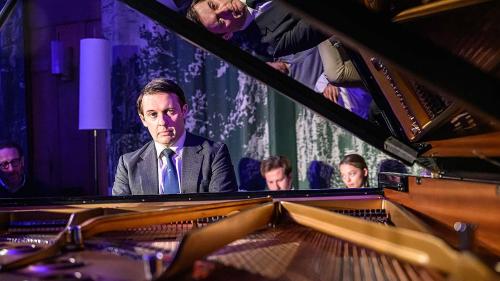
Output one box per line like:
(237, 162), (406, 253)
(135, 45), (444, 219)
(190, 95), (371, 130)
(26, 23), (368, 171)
(1, 197), (497, 281)
(384, 176), (500, 256)
(0, 197), (271, 272)
(393, 0), (493, 23)
(365, 55), (460, 141)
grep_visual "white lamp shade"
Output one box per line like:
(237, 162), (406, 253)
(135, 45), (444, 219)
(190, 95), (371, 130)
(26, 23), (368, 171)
(79, 38), (112, 130)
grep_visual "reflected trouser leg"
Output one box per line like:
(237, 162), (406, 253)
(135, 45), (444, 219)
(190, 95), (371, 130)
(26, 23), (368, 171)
(318, 39), (362, 86)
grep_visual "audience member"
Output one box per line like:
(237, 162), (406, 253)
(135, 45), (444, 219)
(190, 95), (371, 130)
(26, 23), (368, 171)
(0, 140), (38, 197)
(339, 154), (369, 188)
(112, 78), (237, 195)
(260, 155), (292, 191)
(307, 160), (334, 189)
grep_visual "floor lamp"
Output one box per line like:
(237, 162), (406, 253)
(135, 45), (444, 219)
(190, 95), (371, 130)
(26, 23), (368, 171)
(79, 38), (112, 195)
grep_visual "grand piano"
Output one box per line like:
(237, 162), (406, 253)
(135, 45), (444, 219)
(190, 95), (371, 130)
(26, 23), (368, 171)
(0, 0), (499, 280)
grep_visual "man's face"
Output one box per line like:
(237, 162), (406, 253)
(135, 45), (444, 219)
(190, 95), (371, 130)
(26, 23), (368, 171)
(0, 147), (24, 189)
(193, 0), (249, 39)
(140, 93), (188, 146)
(264, 167), (292, 191)
(340, 164), (368, 188)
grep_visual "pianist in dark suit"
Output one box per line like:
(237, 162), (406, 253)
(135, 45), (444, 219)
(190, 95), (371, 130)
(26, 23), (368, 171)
(112, 78), (237, 195)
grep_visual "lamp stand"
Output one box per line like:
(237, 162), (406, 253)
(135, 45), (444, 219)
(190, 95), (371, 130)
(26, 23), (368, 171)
(93, 129), (98, 195)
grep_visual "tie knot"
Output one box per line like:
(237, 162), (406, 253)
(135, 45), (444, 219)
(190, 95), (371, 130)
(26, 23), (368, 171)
(162, 148), (175, 158)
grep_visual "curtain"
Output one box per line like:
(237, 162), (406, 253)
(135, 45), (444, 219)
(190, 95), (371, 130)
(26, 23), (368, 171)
(0, 0), (28, 156)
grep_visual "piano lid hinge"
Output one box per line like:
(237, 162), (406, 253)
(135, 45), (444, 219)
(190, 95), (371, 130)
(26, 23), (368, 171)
(384, 137), (418, 164)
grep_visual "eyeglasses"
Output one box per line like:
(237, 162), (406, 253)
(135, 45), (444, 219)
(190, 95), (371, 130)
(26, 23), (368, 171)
(0, 158), (22, 170)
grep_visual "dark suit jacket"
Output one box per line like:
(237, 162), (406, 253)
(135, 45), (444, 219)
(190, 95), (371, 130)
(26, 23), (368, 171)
(241, 0), (328, 58)
(112, 132), (237, 195)
(0, 177), (44, 198)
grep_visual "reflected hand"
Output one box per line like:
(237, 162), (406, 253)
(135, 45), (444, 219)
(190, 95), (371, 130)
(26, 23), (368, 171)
(267, 61), (289, 75)
(323, 84), (339, 103)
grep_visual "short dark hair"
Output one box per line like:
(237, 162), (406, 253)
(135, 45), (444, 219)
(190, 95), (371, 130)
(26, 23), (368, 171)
(260, 155), (292, 177)
(339, 154), (369, 187)
(186, 0), (205, 26)
(137, 78), (187, 116)
(0, 140), (23, 157)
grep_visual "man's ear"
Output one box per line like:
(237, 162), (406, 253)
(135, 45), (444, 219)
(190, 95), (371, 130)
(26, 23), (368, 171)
(222, 32), (233, 40)
(139, 114), (147, 127)
(182, 104), (189, 116)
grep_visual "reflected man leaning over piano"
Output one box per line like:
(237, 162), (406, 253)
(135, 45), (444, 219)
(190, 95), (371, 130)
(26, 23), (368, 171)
(186, 0), (327, 58)
(112, 78), (237, 195)
(186, 0), (366, 90)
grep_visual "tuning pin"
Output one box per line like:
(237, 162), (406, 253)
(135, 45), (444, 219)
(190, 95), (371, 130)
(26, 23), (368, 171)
(370, 57), (383, 71)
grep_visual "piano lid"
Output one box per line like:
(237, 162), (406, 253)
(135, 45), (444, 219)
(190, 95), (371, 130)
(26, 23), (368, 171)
(119, 0), (500, 180)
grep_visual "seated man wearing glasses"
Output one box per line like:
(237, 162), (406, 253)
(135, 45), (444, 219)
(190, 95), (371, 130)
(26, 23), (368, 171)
(0, 140), (37, 197)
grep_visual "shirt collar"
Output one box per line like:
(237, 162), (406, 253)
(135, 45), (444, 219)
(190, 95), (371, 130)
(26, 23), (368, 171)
(241, 1), (272, 30)
(156, 0), (182, 12)
(155, 131), (187, 158)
